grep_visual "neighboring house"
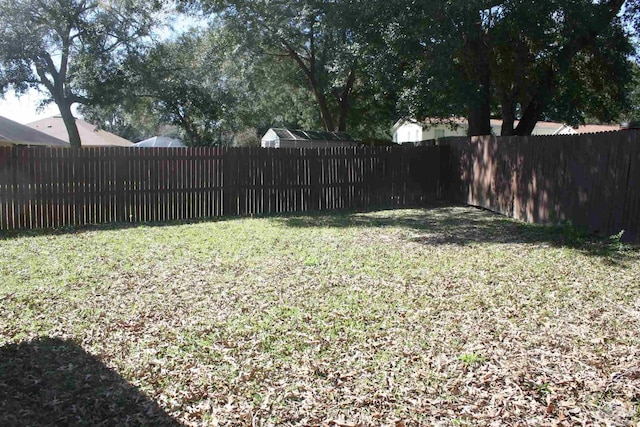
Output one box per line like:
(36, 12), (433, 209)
(392, 118), (470, 143)
(392, 118), (620, 144)
(28, 116), (133, 147)
(0, 115), (68, 147)
(133, 136), (185, 147)
(261, 128), (359, 148)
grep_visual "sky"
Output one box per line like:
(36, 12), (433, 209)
(0, 8), (205, 126)
(0, 91), (62, 124)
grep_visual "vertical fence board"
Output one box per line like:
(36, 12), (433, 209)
(1, 145), (446, 232)
(447, 130), (640, 242)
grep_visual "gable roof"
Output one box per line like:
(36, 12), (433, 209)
(0, 115), (68, 146)
(27, 116), (133, 147)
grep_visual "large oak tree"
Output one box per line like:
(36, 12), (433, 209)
(188, 0), (367, 132)
(375, 0), (636, 136)
(0, 0), (159, 146)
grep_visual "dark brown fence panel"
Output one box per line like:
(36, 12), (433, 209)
(447, 130), (640, 243)
(0, 145), (445, 231)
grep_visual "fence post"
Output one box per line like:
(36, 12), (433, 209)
(115, 147), (128, 223)
(438, 145), (451, 200)
(308, 148), (321, 211)
(9, 147), (18, 229)
(223, 148), (238, 216)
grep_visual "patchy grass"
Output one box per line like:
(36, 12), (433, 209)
(1, 205), (639, 426)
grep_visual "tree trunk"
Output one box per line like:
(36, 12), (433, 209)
(315, 91), (336, 131)
(58, 101), (81, 147)
(336, 93), (350, 132)
(278, 37), (336, 131)
(500, 92), (516, 136)
(467, 71), (492, 136)
(468, 98), (492, 136)
(514, 94), (545, 135)
(511, 0), (626, 136)
(336, 65), (357, 132)
(463, 13), (492, 136)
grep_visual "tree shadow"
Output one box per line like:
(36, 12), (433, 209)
(276, 203), (639, 265)
(0, 215), (236, 241)
(0, 337), (181, 426)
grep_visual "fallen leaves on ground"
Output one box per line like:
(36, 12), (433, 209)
(1, 206), (639, 426)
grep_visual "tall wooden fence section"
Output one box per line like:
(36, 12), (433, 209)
(445, 130), (640, 242)
(0, 146), (446, 231)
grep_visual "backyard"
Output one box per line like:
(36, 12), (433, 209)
(0, 204), (639, 426)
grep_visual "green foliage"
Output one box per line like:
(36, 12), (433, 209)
(79, 101), (169, 142)
(0, 0), (160, 146)
(9, 0), (634, 142)
(620, 62), (640, 123)
(89, 27), (237, 146)
(219, 43), (321, 133)
(457, 352), (486, 366)
(233, 128), (261, 147)
(188, 0), (399, 134)
(366, 0), (635, 135)
(114, 30), (233, 146)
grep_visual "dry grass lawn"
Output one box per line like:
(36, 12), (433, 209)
(1, 204), (639, 426)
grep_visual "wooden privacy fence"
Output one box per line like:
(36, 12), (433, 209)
(0, 146), (447, 230)
(445, 130), (640, 242)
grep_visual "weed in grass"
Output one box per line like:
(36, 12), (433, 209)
(304, 255), (322, 267)
(457, 352), (486, 366)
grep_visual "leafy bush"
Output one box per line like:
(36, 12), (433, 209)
(234, 128), (261, 147)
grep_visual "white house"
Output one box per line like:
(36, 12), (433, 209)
(392, 118), (471, 143)
(391, 118), (619, 144)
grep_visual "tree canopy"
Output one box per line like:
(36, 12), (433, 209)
(188, 0), (380, 133)
(373, 0), (636, 135)
(2, 0), (639, 143)
(0, 0), (159, 146)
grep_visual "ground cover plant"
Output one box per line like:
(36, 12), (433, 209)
(1, 204), (639, 426)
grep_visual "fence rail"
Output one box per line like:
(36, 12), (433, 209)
(445, 130), (640, 242)
(0, 146), (446, 231)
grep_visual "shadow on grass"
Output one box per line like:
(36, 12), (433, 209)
(0, 214), (237, 241)
(277, 203), (639, 264)
(1, 202), (637, 264)
(0, 337), (181, 426)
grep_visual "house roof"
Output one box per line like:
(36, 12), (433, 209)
(264, 128), (357, 142)
(574, 124), (620, 134)
(0, 115), (68, 146)
(27, 116), (133, 147)
(392, 117), (467, 132)
(394, 117), (620, 135)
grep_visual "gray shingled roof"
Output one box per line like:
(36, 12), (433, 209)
(0, 115), (68, 146)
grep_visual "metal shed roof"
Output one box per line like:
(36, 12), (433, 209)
(268, 128), (357, 142)
(133, 136), (185, 147)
